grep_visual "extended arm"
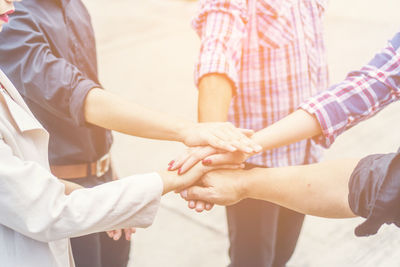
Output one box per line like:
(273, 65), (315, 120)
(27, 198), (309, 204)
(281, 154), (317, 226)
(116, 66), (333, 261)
(0, 133), (234, 242)
(0, 4), (257, 153)
(182, 31), (400, 166)
(256, 31), (400, 150)
(183, 159), (360, 218)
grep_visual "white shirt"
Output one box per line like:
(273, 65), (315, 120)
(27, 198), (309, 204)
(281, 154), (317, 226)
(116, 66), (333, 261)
(0, 69), (163, 267)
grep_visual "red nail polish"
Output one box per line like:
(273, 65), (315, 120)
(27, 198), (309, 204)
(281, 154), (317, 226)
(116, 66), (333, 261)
(168, 160), (175, 166)
(202, 159), (212, 165)
(168, 165), (172, 171)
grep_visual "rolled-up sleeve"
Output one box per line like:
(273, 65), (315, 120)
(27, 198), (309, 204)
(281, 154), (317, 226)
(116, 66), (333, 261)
(193, 0), (248, 91)
(348, 150), (400, 237)
(0, 5), (100, 127)
(300, 31), (400, 148)
(0, 138), (162, 242)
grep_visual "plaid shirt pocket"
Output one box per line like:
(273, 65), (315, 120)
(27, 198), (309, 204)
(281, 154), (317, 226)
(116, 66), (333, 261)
(256, 0), (295, 49)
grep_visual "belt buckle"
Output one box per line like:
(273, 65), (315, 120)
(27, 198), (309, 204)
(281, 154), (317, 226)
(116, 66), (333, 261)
(96, 153), (110, 177)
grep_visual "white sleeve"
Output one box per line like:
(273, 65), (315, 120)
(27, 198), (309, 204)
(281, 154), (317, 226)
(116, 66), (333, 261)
(0, 138), (162, 242)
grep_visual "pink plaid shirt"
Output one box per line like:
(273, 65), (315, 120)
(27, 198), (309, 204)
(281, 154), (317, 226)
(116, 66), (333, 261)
(193, 0), (329, 167)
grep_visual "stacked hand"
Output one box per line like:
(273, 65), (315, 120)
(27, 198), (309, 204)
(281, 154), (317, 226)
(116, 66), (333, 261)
(167, 145), (257, 212)
(180, 169), (247, 206)
(180, 122), (261, 154)
(160, 160), (244, 196)
(162, 122), (263, 211)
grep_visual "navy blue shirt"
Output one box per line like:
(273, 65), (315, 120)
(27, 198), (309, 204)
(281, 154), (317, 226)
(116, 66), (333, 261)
(349, 148), (400, 237)
(0, 0), (112, 164)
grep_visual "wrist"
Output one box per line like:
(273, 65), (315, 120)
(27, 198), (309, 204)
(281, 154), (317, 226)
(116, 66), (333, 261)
(159, 171), (178, 195)
(251, 131), (269, 152)
(175, 121), (194, 143)
(239, 168), (260, 200)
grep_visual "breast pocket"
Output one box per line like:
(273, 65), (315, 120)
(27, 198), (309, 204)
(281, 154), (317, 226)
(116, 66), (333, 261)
(256, 0), (295, 49)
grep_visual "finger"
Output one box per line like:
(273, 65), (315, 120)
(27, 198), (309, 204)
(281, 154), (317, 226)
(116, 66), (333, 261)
(124, 228), (133, 241)
(242, 137), (263, 153)
(204, 163), (245, 173)
(186, 186), (213, 201)
(219, 132), (254, 154)
(195, 201), (206, 213)
(169, 152), (191, 171)
(230, 132), (262, 154)
(239, 128), (254, 137)
(205, 203), (214, 211)
(188, 200), (196, 209)
(106, 230), (115, 239)
(179, 147), (217, 174)
(113, 229), (122, 241)
(207, 132), (237, 152)
(234, 129), (263, 153)
(218, 125), (259, 153)
(203, 153), (242, 166)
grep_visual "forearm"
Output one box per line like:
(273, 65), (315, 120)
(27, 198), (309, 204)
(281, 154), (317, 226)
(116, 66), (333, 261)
(84, 88), (189, 142)
(244, 159), (359, 218)
(251, 109), (323, 150)
(198, 74), (233, 122)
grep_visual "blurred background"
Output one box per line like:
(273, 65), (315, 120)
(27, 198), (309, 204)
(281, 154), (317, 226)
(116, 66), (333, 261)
(83, 0), (400, 266)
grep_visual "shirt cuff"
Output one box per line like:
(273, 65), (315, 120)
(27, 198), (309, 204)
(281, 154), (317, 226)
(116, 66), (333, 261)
(299, 91), (349, 148)
(194, 52), (239, 92)
(69, 78), (102, 127)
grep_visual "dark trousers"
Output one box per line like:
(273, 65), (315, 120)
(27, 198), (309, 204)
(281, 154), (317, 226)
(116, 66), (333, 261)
(71, 232), (130, 267)
(227, 164), (305, 267)
(69, 169), (131, 267)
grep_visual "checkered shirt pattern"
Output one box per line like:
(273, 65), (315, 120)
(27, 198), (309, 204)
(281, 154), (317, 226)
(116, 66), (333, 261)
(301, 31), (400, 148)
(193, 0), (329, 167)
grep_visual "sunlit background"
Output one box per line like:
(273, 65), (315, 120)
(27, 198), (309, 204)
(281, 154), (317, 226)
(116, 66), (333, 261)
(83, 0), (400, 266)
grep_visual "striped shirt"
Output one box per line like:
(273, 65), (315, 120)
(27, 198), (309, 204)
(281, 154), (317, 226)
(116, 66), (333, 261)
(301, 31), (400, 148)
(193, 0), (329, 167)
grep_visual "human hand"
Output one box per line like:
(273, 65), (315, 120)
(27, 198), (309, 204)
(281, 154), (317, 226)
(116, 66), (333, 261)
(180, 122), (262, 154)
(106, 228), (136, 241)
(167, 147), (251, 212)
(160, 161), (244, 195)
(169, 146), (250, 174)
(180, 169), (247, 207)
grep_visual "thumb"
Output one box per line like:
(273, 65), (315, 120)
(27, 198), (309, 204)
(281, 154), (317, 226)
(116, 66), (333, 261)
(202, 153), (243, 166)
(239, 128), (254, 137)
(181, 186), (213, 202)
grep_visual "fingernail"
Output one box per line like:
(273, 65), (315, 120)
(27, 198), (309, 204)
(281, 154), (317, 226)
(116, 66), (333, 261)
(168, 160), (174, 166)
(178, 168), (182, 175)
(181, 190), (188, 198)
(202, 159), (212, 165)
(189, 201), (195, 208)
(168, 165), (172, 171)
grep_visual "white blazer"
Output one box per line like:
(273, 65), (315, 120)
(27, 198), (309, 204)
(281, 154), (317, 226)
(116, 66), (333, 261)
(0, 69), (163, 267)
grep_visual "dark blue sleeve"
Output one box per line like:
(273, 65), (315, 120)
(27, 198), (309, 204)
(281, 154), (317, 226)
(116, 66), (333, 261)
(0, 4), (100, 127)
(349, 149), (400, 237)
